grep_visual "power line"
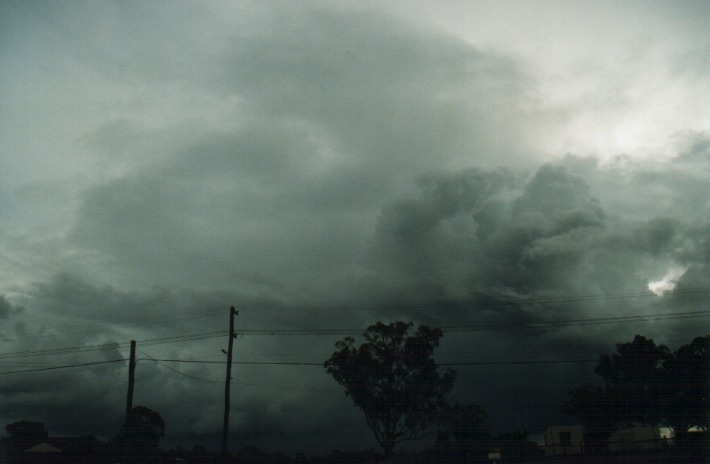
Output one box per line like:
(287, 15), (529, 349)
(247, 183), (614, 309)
(0, 342), (128, 360)
(230, 380), (333, 393)
(0, 331), (228, 360)
(439, 359), (599, 366)
(232, 309), (710, 335)
(0, 354), (599, 379)
(137, 348), (222, 384)
(0, 360), (68, 366)
(443, 309), (710, 332)
(0, 358), (127, 375)
(1, 285), (707, 343)
(140, 358), (599, 367)
(0, 308), (707, 361)
(131, 352), (337, 392)
(234, 286), (710, 312)
(139, 330), (228, 347)
(0, 308), (225, 343)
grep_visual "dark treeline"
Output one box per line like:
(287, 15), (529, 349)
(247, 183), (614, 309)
(561, 334), (710, 453)
(1, 325), (707, 464)
(325, 322), (708, 460)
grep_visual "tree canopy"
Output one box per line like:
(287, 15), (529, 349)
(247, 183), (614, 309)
(594, 335), (671, 426)
(560, 383), (617, 453)
(562, 334), (709, 448)
(436, 402), (489, 444)
(113, 405), (166, 459)
(5, 420), (47, 439)
(663, 335), (709, 437)
(324, 321), (455, 456)
(128, 405), (165, 442)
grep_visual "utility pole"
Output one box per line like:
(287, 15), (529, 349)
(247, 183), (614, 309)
(222, 306), (238, 457)
(124, 339), (137, 463)
(125, 340), (137, 428)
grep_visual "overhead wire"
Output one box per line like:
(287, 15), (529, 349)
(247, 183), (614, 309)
(0, 358), (127, 375)
(142, 357), (599, 367)
(137, 347), (222, 384)
(0, 307), (225, 343)
(0, 288), (704, 401)
(0, 330), (228, 360)
(1, 285), (708, 343)
(0, 308), (708, 361)
(228, 309), (710, 335)
(0, 351), (602, 378)
(0, 291), (706, 380)
(236, 286), (710, 312)
(442, 309), (710, 332)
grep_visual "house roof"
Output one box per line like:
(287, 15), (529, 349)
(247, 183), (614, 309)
(25, 442), (62, 453)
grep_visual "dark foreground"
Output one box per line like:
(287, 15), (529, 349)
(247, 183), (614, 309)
(539, 450), (708, 464)
(1, 440), (707, 464)
(0, 450), (707, 464)
(382, 449), (709, 464)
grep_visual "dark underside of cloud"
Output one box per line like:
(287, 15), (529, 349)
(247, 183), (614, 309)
(5, 148), (710, 450)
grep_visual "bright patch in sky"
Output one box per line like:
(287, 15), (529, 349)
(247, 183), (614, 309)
(648, 266), (687, 296)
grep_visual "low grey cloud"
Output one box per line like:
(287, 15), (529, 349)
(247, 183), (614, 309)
(64, 4), (534, 305)
(0, 295), (22, 319)
(367, 164), (656, 311)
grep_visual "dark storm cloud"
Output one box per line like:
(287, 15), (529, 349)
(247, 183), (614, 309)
(365, 158), (702, 350)
(1, 271), (371, 449)
(3, 0), (710, 454)
(22, 273), (218, 330)
(358, 154), (710, 433)
(0, 295), (22, 319)
(367, 165), (611, 311)
(68, 4), (533, 304)
(0, 275), (232, 443)
(0, 367), (125, 437)
(37, 149), (710, 446)
(212, 6), (531, 168)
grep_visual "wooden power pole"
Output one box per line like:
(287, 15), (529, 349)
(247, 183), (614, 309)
(125, 339), (137, 428)
(222, 306), (238, 456)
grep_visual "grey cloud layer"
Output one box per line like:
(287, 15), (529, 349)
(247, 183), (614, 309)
(65, 5), (533, 299)
(6, 150), (710, 446)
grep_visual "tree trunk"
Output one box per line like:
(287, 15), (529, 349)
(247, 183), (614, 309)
(382, 441), (395, 458)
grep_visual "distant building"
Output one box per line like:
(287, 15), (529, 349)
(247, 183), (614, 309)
(0, 435), (108, 464)
(543, 425), (662, 455)
(544, 425), (585, 455)
(608, 425), (661, 451)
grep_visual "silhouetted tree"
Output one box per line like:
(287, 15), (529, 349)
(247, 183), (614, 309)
(436, 402), (489, 444)
(3, 420), (50, 464)
(113, 405), (165, 461)
(189, 444), (210, 463)
(663, 335), (709, 441)
(563, 334), (710, 451)
(594, 335), (671, 427)
(562, 335), (670, 453)
(560, 384), (616, 453)
(324, 321), (455, 457)
(5, 420), (48, 439)
(129, 405), (165, 449)
(236, 445), (269, 464)
(496, 430), (528, 440)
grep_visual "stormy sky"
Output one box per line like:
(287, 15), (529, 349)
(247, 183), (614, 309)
(1, 0), (710, 454)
